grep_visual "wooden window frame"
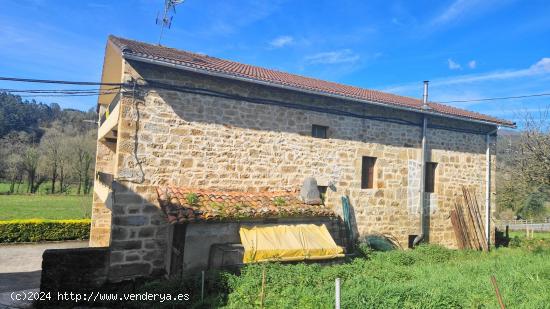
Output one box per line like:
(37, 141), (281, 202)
(425, 162), (437, 193)
(361, 156), (376, 189)
(311, 124), (328, 139)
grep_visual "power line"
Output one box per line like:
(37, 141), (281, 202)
(439, 92), (550, 103)
(1, 74), (548, 106)
(16, 93), (123, 98)
(0, 76), (127, 86)
(0, 87), (125, 98)
(0, 89), (121, 96)
(0, 88), (120, 93)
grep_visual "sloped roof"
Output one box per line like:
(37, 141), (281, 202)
(156, 186), (335, 223)
(109, 35), (515, 127)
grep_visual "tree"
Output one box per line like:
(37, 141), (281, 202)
(0, 131), (32, 193)
(40, 129), (63, 193)
(497, 108), (550, 219)
(69, 134), (96, 195)
(520, 187), (548, 219)
(22, 146), (41, 193)
(0, 92), (98, 195)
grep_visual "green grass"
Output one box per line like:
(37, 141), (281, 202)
(0, 194), (92, 220)
(0, 181), (80, 195)
(509, 230), (550, 239)
(221, 245), (550, 308)
(128, 238), (550, 308)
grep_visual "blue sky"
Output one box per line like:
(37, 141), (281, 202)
(1, 0), (549, 125)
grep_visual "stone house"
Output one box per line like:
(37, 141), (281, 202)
(89, 35), (515, 281)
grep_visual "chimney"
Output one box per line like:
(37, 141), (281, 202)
(422, 80), (429, 110)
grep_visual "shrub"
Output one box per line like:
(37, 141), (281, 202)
(273, 197), (286, 207)
(0, 219), (90, 242)
(186, 193), (199, 206)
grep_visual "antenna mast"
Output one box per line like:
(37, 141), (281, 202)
(156, 0), (185, 45)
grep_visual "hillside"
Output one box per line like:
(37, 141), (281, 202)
(0, 92), (97, 194)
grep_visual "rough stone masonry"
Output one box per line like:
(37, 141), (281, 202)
(89, 58), (498, 281)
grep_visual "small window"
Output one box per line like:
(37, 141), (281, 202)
(361, 156), (376, 189)
(312, 125), (328, 139)
(425, 162), (437, 193)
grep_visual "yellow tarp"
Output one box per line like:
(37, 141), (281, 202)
(239, 224), (345, 263)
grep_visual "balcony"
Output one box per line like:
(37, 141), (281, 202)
(98, 93), (120, 142)
(94, 171), (114, 208)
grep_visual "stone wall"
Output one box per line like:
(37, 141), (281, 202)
(99, 60), (497, 280)
(89, 136), (115, 247)
(41, 247), (110, 293)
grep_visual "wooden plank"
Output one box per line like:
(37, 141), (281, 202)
(451, 209), (465, 249)
(470, 189), (489, 251)
(454, 202), (472, 249)
(462, 188), (482, 250)
(464, 188), (482, 250)
(462, 186), (487, 251)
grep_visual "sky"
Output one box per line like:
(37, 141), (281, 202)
(0, 0), (549, 125)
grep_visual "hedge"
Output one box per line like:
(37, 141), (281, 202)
(0, 219), (91, 243)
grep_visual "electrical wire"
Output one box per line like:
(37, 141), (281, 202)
(141, 79), (421, 127)
(1, 75), (537, 133)
(16, 93), (123, 97)
(1, 75), (547, 104)
(0, 87), (125, 98)
(0, 76), (127, 86)
(439, 92), (550, 103)
(0, 88), (121, 93)
(139, 79), (498, 135)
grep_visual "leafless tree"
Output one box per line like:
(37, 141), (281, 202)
(69, 134), (96, 195)
(40, 129), (62, 193)
(497, 107), (550, 218)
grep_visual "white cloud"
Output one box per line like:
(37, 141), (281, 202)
(530, 57), (550, 72)
(382, 58), (550, 93)
(429, 0), (501, 27)
(439, 57), (550, 85)
(448, 58), (461, 70)
(269, 35), (294, 48)
(305, 49), (360, 65)
(432, 0), (474, 26)
(468, 60), (477, 69)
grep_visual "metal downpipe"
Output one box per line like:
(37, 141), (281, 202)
(485, 127), (499, 249)
(413, 115), (428, 246)
(414, 81), (430, 247)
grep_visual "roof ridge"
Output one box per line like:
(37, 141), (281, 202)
(110, 35), (422, 103)
(107, 35), (515, 127)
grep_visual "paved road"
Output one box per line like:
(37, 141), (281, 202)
(0, 241), (88, 308)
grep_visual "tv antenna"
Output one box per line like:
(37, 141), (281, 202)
(156, 0), (185, 45)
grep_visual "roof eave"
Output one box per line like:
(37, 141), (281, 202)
(121, 53), (516, 129)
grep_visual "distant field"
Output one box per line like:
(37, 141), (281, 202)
(0, 194), (92, 220)
(509, 230), (550, 239)
(0, 182), (79, 195)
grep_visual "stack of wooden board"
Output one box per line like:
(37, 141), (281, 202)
(450, 186), (489, 251)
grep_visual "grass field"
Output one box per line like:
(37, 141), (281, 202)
(222, 244), (550, 308)
(0, 181), (80, 195)
(509, 230), (550, 239)
(0, 194), (92, 220)
(130, 235), (550, 308)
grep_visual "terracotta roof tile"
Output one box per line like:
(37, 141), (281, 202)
(109, 35), (515, 127)
(157, 186), (335, 223)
